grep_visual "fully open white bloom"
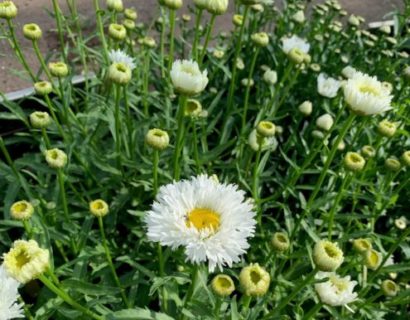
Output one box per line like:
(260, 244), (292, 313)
(315, 272), (358, 308)
(144, 175), (256, 272)
(0, 266), (24, 320)
(281, 35), (310, 54)
(170, 60), (208, 96)
(108, 49), (136, 70)
(317, 73), (341, 98)
(343, 72), (393, 115)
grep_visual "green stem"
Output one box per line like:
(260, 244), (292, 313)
(199, 15), (216, 65)
(191, 121), (201, 173)
(192, 9), (203, 61)
(6, 19), (36, 81)
(159, 7), (166, 78)
(123, 85), (133, 158)
(41, 128), (51, 148)
(44, 95), (65, 139)
(32, 40), (53, 82)
(173, 95), (188, 180)
(153, 150), (159, 195)
(157, 244), (168, 313)
(98, 216), (130, 307)
(168, 9), (176, 73)
(252, 146), (262, 219)
(39, 274), (104, 320)
(114, 84), (122, 170)
(57, 168), (70, 223)
(51, 0), (68, 63)
(93, 0), (109, 65)
(143, 49), (151, 116)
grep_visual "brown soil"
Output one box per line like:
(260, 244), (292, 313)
(0, 0), (403, 94)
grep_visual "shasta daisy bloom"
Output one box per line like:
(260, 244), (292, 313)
(108, 49), (136, 70)
(317, 73), (341, 98)
(343, 72), (393, 115)
(170, 59), (208, 96)
(144, 175), (256, 272)
(315, 272), (357, 309)
(0, 265), (24, 319)
(281, 35), (310, 54)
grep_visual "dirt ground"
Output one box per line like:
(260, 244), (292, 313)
(0, 0), (404, 94)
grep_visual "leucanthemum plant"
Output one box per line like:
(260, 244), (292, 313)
(0, 0), (409, 319)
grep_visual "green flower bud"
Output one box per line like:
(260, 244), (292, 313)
(23, 23), (42, 40)
(89, 199), (109, 217)
(313, 240), (344, 271)
(385, 158), (401, 171)
(206, 0), (228, 15)
(239, 263), (270, 297)
(316, 114), (334, 131)
(45, 148), (67, 169)
(193, 0), (207, 9)
(163, 0), (183, 10)
(251, 32), (269, 47)
(361, 145), (376, 159)
(344, 152), (366, 172)
(185, 99), (202, 117)
(0, 1), (17, 19)
(106, 0), (123, 12)
(271, 232), (290, 252)
(256, 121), (276, 137)
(377, 120), (397, 138)
(34, 81), (53, 96)
(108, 23), (127, 40)
(288, 48), (305, 64)
(211, 274), (235, 297)
(363, 249), (382, 270)
(233, 14), (243, 27)
(401, 150), (410, 166)
(352, 238), (372, 253)
(124, 8), (137, 20)
(142, 36), (156, 48)
(123, 19), (135, 30)
(10, 200), (34, 220)
(381, 279), (399, 297)
(108, 62), (131, 84)
(145, 128), (170, 151)
(49, 62), (69, 77)
(298, 101), (312, 116)
(30, 111), (51, 129)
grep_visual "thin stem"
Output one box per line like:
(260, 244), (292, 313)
(191, 121), (201, 173)
(57, 169), (70, 223)
(159, 7), (166, 78)
(114, 84), (122, 170)
(98, 216), (130, 307)
(143, 49), (151, 116)
(153, 150), (159, 195)
(173, 95), (188, 180)
(123, 85), (133, 158)
(199, 14), (216, 65)
(51, 0), (68, 63)
(168, 9), (176, 73)
(252, 147), (262, 215)
(32, 40), (53, 82)
(39, 274), (104, 320)
(6, 19), (36, 81)
(93, 0), (109, 64)
(44, 95), (65, 139)
(41, 128), (51, 149)
(192, 9), (203, 60)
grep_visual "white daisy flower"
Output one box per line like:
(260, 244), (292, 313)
(108, 49), (136, 70)
(317, 73), (341, 98)
(144, 175), (256, 272)
(281, 35), (310, 54)
(343, 72), (393, 115)
(0, 265), (24, 320)
(315, 272), (357, 310)
(170, 59), (208, 96)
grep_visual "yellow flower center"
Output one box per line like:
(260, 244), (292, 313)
(92, 201), (104, 210)
(368, 250), (379, 265)
(181, 65), (197, 76)
(15, 249), (30, 269)
(216, 276), (232, 289)
(324, 243), (339, 258)
(187, 208), (220, 231)
(14, 202), (28, 213)
(358, 84), (380, 96)
(331, 276), (348, 293)
(250, 270), (262, 284)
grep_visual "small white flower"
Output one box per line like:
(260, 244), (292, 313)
(316, 113), (334, 131)
(315, 272), (358, 308)
(144, 175), (256, 272)
(343, 72), (393, 115)
(0, 265), (24, 320)
(341, 66), (358, 79)
(108, 49), (136, 70)
(170, 59), (208, 96)
(281, 35), (310, 54)
(317, 73), (341, 98)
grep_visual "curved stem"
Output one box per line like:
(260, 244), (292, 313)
(192, 9), (203, 61)
(199, 14), (216, 65)
(32, 40), (53, 82)
(93, 0), (109, 64)
(98, 216), (130, 307)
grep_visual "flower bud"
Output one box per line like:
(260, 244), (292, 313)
(381, 279), (398, 297)
(271, 232), (290, 252)
(123, 19), (135, 30)
(363, 249), (382, 270)
(89, 199), (109, 217)
(49, 62), (69, 78)
(288, 48), (305, 64)
(316, 114), (334, 131)
(211, 274), (235, 297)
(145, 128), (170, 151)
(182, 14), (191, 22)
(401, 150), (410, 166)
(163, 0), (183, 10)
(352, 238), (372, 254)
(10, 200), (34, 220)
(193, 0), (207, 9)
(239, 263), (270, 297)
(292, 10), (305, 23)
(0, 1), (17, 19)
(241, 78), (254, 87)
(236, 57), (245, 70)
(344, 152), (365, 172)
(30, 111), (51, 129)
(377, 120), (397, 138)
(108, 23), (127, 41)
(310, 63), (321, 72)
(361, 145), (376, 159)
(251, 4), (263, 12)
(241, 0), (261, 5)
(348, 14), (360, 26)
(3, 239), (49, 283)
(107, 0), (123, 12)
(212, 49), (224, 59)
(185, 99), (202, 117)
(263, 69), (277, 85)
(298, 101), (312, 116)
(124, 8), (137, 20)
(313, 240), (344, 272)
(256, 121), (275, 137)
(385, 158), (401, 171)
(23, 23), (42, 40)
(312, 130), (325, 140)
(142, 36), (156, 48)
(34, 81), (53, 96)
(206, 0), (228, 15)
(108, 62), (132, 84)
(394, 217), (407, 230)
(233, 14), (243, 27)
(251, 32), (269, 47)
(45, 148), (67, 169)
